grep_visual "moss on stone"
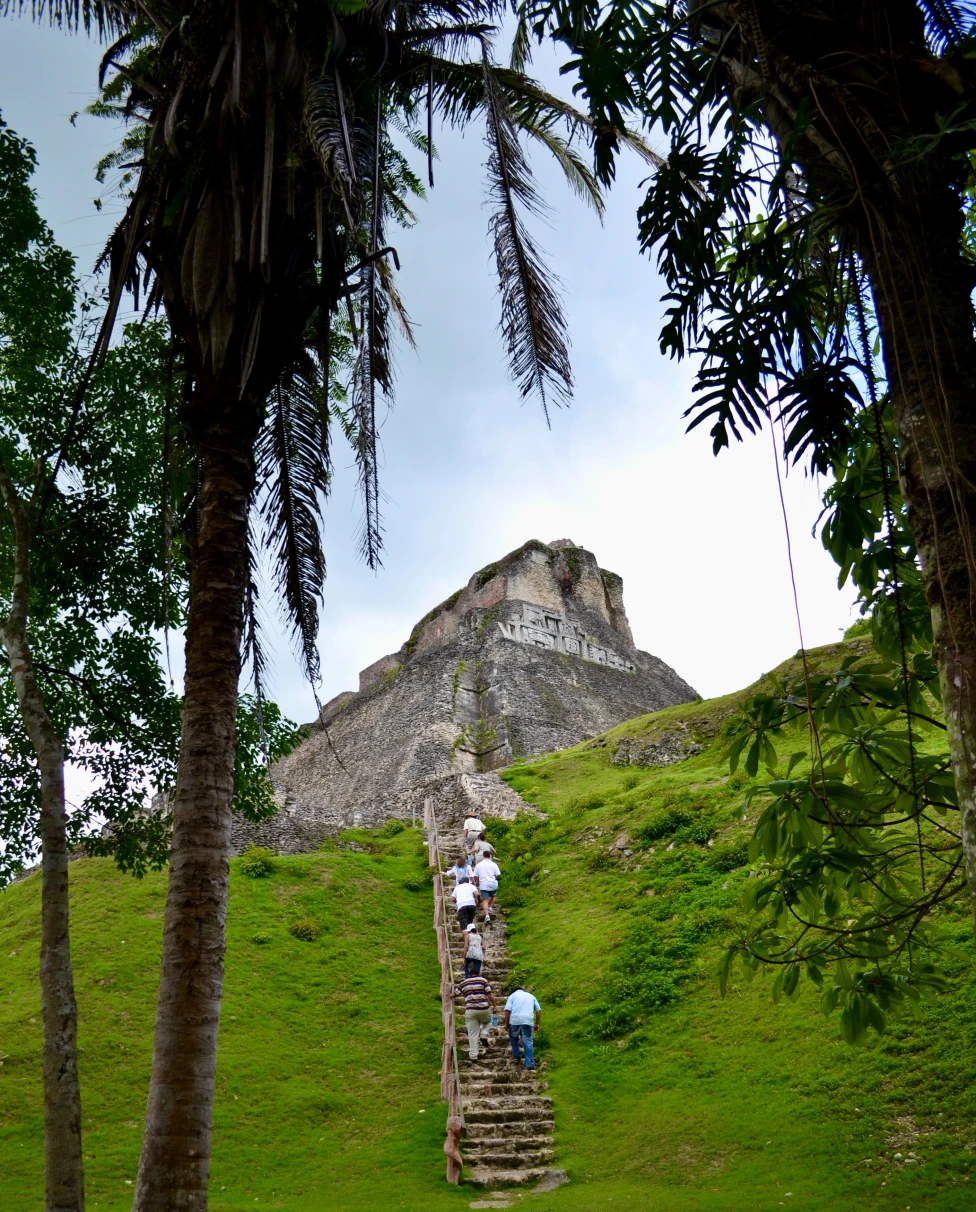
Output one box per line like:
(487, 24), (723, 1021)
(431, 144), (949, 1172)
(471, 538), (551, 590)
(403, 587), (464, 654)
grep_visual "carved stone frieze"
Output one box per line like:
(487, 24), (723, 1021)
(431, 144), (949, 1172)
(496, 604), (637, 672)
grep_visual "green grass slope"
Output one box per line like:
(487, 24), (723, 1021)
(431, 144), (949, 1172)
(0, 830), (479, 1212)
(492, 638), (976, 1211)
(2, 638), (975, 1211)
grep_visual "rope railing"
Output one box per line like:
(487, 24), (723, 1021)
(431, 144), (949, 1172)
(423, 796), (466, 1184)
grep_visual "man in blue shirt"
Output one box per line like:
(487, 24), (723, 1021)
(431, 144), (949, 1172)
(504, 987), (542, 1071)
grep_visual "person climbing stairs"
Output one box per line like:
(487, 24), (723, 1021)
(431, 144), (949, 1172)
(432, 816), (560, 1189)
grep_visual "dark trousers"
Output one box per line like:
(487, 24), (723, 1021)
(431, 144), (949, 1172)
(464, 957), (482, 978)
(457, 905), (476, 929)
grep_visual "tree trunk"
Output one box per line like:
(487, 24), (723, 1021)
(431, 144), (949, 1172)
(133, 418), (253, 1211)
(0, 461), (85, 1212)
(862, 204), (976, 932)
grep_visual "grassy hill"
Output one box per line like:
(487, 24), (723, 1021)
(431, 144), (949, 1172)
(0, 831), (465, 1212)
(2, 637), (975, 1210)
(492, 638), (976, 1210)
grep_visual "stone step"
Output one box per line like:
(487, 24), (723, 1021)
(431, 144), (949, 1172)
(463, 1087), (544, 1101)
(465, 1166), (554, 1188)
(463, 1147), (556, 1170)
(465, 1097), (553, 1119)
(460, 1065), (537, 1079)
(465, 1135), (554, 1155)
(459, 1064), (537, 1076)
(462, 1081), (546, 1097)
(458, 1061), (538, 1077)
(427, 839), (559, 1189)
(464, 1116), (555, 1132)
(465, 1121), (555, 1142)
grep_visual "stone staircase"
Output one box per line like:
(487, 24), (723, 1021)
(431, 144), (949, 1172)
(434, 825), (562, 1190)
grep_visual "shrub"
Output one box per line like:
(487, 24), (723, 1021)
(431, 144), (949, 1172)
(566, 793), (605, 812)
(483, 816), (512, 842)
(707, 841), (750, 872)
(583, 846), (615, 872)
(844, 616), (872, 639)
(288, 917), (320, 942)
(382, 818), (406, 836)
(402, 871), (431, 892)
(504, 888), (528, 908)
(252, 931), (272, 945)
(685, 822), (715, 845)
(239, 845), (276, 878)
(635, 808), (693, 844)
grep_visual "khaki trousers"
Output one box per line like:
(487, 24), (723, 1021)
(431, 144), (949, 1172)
(464, 1008), (492, 1059)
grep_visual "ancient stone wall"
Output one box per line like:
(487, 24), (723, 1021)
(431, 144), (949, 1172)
(234, 539), (696, 853)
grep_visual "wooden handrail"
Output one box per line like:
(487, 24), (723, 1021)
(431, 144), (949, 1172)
(423, 797), (466, 1183)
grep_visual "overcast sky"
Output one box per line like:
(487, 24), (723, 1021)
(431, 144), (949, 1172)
(0, 20), (857, 726)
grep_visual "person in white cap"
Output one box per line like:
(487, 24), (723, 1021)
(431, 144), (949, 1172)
(462, 923), (484, 977)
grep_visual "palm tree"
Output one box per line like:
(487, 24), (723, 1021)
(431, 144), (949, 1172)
(5, 1), (643, 1206)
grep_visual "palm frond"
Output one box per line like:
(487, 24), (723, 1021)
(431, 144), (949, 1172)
(1, 0), (134, 36)
(481, 44), (572, 417)
(303, 65), (358, 227)
(242, 512), (272, 756)
(349, 95), (389, 571)
(921, 1), (976, 49)
(377, 254), (417, 347)
(242, 521), (270, 689)
(510, 9), (532, 71)
(518, 119), (605, 217)
(255, 367), (331, 694)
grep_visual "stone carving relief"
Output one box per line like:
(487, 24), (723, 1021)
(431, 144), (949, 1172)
(497, 604), (636, 673)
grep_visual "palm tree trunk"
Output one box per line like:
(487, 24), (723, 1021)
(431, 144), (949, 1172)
(0, 460), (85, 1212)
(863, 200), (976, 931)
(133, 417), (253, 1212)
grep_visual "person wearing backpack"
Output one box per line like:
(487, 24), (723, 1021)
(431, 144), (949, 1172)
(462, 923), (484, 977)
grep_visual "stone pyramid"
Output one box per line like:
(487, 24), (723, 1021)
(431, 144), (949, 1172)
(234, 539), (696, 853)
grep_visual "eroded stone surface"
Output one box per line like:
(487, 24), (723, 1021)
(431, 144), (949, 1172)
(532, 1169), (570, 1193)
(233, 539), (696, 853)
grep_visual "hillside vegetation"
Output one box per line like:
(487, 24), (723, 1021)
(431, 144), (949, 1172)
(0, 831), (465, 1212)
(494, 638), (976, 1210)
(2, 639), (975, 1210)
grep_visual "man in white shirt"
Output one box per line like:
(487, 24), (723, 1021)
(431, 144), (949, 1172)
(472, 854), (501, 922)
(504, 987), (542, 1071)
(462, 816), (486, 851)
(451, 874), (478, 929)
